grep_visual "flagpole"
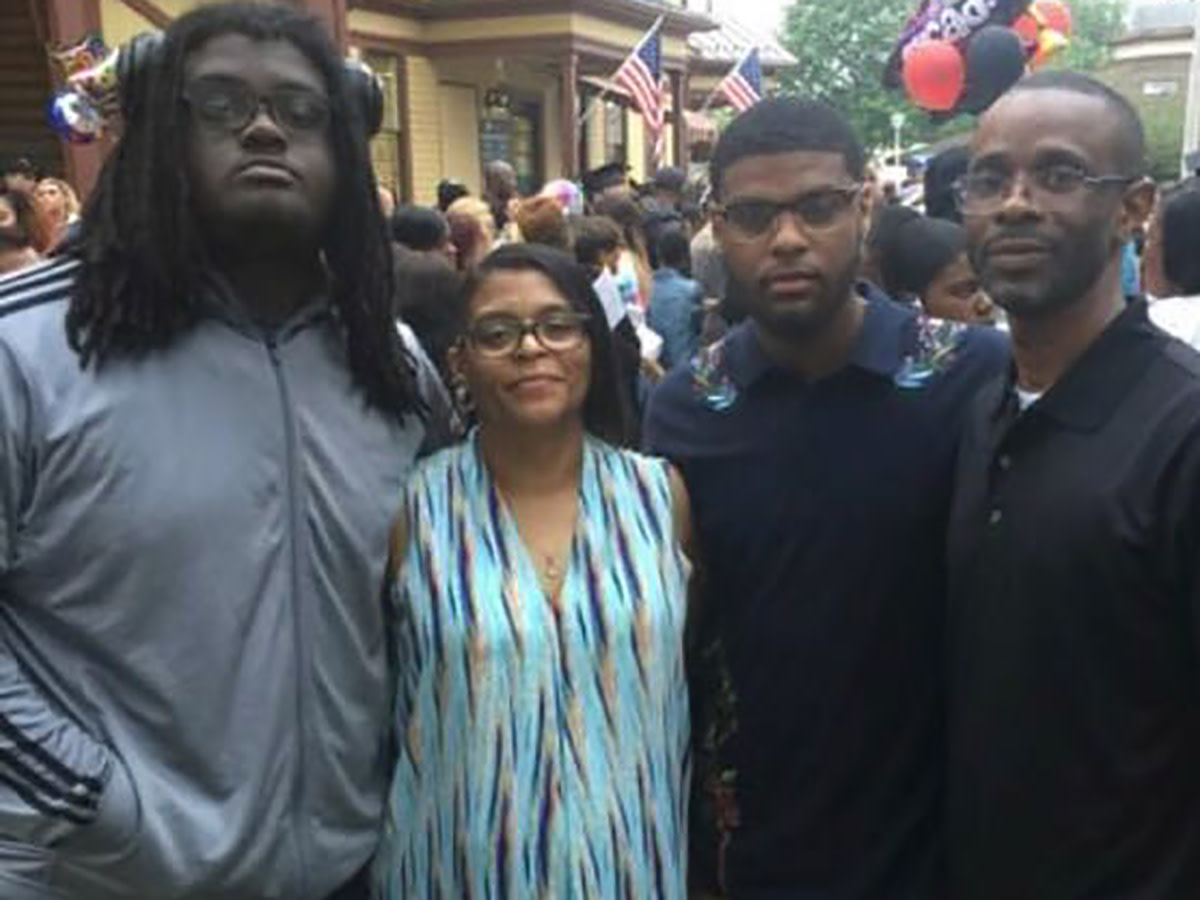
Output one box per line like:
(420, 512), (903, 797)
(577, 15), (665, 130)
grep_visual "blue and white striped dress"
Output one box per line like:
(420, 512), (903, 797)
(374, 434), (691, 900)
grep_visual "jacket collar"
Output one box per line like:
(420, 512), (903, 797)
(201, 269), (331, 343)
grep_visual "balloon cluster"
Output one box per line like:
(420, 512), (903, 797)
(886, 0), (1072, 116)
(47, 35), (121, 143)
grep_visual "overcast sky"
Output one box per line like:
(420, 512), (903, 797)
(712, 0), (788, 39)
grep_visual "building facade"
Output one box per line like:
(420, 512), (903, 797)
(1100, 0), (1193, 179)
(6, 0), (793, 201)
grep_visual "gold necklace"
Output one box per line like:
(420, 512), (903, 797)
(539, 553), (566, 594)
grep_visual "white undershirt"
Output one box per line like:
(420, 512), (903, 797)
(1016, 387), (1043, 411)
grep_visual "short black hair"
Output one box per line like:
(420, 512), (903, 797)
(573, 215), (621, 269)
(437, 179), (469, 212)
(877, 215), (966, 300)
(1162, 185), (1200, 295)
(1004, 71), (1146, 177)
(0, 156), (38, 180)
(391, 205), (448, 252)
(656, 226), (691, 273)
(924, 145), (969, 223)
(456, 243), (631, 445)
(710, 97), (865, 199)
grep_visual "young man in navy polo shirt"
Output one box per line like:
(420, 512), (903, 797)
(644, 97), (1008, 899)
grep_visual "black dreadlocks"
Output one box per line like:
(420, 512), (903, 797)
(68, 2), (422, 420)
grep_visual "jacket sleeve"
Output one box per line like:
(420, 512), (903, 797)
(0, 338), (137, 850)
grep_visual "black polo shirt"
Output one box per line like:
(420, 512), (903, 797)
(645, 287), (1008, 899)
(947, 302), (1200, 900)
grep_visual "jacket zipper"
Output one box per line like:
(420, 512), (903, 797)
(266, 336), (311, 896)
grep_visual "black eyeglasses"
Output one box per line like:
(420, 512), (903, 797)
(954, 164), (1137, 215)
(713, 185), (861, 240)
(182, 77), (331, 134)
(465, 311), (591, 357)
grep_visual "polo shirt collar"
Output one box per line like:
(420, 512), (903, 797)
(992, 300), (1162, 431)
(725, 282), (912, 388)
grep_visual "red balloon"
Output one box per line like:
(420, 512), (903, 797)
(1033, 0), (1072, 37)
(903, 40), (966, 112)
(1012, 13), (1039, 48)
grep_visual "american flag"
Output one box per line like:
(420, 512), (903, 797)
(719, 47), (764, 113)
(614, 17), (666, 163)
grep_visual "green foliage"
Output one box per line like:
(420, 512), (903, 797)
(1051, 0), (1125, 72)
(776, 0), (1129, 152)
(778, 0), (930, 150)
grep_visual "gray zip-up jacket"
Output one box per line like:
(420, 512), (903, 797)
(0, 257), (437, 899)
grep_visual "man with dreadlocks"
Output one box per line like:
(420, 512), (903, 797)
(0, 4), (445, 899)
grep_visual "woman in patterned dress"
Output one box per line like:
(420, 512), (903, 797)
(375, 243), (693, 899)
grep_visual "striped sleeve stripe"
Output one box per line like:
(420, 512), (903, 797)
(0, 712), (105, 816)
(0, 258), (80, 317)
(0, 770), (95, 825)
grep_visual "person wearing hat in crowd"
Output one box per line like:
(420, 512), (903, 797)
(483, 159), (521, 241)
(583, 161), (633, 210)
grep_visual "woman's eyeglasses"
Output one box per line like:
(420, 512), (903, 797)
(465, 311), (591, 358)
(182, 77), (331, 134)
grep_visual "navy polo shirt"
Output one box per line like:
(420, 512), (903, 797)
(645, 287), (1008, 900)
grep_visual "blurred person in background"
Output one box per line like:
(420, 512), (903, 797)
(515, 194), (571, 251)
(33, 177), (81, 252)
(0, 157), (39, 196)
(392, 247), (463, 383)
(583, 161), (633, 209)
(447, 196), (496, 272)
(877, 214), (996, 325)
(483, 159), (520, 241)
(391, 203), (456, 266)
(436, 177), (469, 213)
(1148, 183), (1200, 348)
(0, 190), (43, 275)
(648, 227), (703, 370)
(595, 193), (652, 309)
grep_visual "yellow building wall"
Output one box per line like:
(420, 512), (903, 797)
(405, 55), (443, 205)
(439, 83), (482, 195)
(347, 9), (422, 42)
(543, 82), (564, 183)
(585, 106), (606, 170)
(101, 0), (157, 47)
(627, 110), (646, 183)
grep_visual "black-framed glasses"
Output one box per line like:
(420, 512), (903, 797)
(713, 185), (861, 240)
(954, 165), (1138, 215)
(182, 77), (331, 134)
(465, 311), (591, 357)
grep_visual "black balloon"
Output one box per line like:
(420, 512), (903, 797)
(959, 25), (1027, 114)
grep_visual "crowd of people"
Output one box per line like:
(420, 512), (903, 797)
(1, 2), (1199, 899)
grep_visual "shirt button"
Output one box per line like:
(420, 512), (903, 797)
(998, 455), (1012, 471)
(989, 508), (1003, 526)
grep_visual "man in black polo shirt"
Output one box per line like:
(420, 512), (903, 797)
(947, 71), (1200, 899)
(644, 97), (1007, 898)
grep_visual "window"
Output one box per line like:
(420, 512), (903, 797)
(604, 99), (628, 165)
(362, 51), (405, 201)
